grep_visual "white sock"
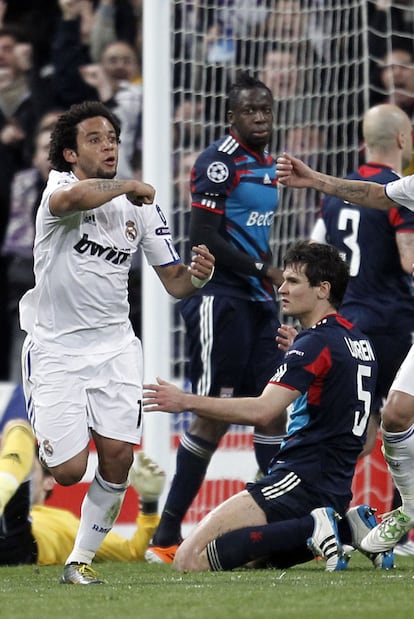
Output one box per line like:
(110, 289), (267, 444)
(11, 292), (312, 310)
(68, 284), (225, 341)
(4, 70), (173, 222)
(382, 424), (414, 519)
(65, 468), (127, 565)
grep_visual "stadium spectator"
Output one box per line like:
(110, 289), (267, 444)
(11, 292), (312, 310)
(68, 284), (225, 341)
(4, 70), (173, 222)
(143, 241), (392, 572)
(372, 37), (414, 175)
(1, 111), (62, 384)
(89, 0), (143, 75)
(0, 25), (43, 380)
(145, 72), (288, 565)
(376, 38), (414, 117)
(257, 43), (325, 156)
(52, 0), (142, 178)
(277, 117), (326, 244)
(310, 103), (414, 555)
(18, 100), (215, 584)
(276, 143), (414, 557)
(173, 96), (205, 153)
(0, 418), (165, 567)
(259, 44), (300, 103)
(368, 2), (414, 70)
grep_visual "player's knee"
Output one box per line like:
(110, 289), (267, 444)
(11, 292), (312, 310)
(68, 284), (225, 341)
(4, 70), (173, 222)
(50, 458), (88, 486)
(189, 416), (229, 443)
(53, 469), (84, 486)
(174, 544), (204, 572)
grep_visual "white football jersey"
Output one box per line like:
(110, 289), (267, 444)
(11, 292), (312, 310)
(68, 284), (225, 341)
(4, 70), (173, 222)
(19, 170), (180, 353)
(385, 174), (414, 211)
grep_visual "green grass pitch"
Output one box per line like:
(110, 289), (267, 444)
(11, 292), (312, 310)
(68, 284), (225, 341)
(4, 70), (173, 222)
(2, 553), (414, 619)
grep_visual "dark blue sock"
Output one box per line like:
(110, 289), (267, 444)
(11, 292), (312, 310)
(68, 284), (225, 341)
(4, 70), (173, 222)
(152, 432), (217, 546)
(206, 515), (314, 570)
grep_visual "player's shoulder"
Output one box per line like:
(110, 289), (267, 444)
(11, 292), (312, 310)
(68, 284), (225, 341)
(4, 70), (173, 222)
(299, 314), (352, 343)
(193, 136), (238, 184)
(46, 169), (76, 192)
(349, 164), (399, 184)
(198, 135), (240, 163)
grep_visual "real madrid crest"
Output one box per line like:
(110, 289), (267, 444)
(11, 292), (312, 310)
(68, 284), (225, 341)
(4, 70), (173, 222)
(42, 439), (54, 457)
(125, 220), (137, 241)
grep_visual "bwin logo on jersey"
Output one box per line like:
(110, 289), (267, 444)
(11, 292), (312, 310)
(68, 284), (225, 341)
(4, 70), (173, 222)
(74, 233), (129, 264)
(270, 363), (288, 383)
(207, 161), (229, 183)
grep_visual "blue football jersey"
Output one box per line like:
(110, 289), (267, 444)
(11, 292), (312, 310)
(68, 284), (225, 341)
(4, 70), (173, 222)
(269, 314), (377, 498)
(318, 163), (414, 334)
(190, 133), (279, 301)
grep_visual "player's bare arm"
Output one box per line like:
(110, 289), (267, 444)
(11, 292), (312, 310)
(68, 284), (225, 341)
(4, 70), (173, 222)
(153, 244), (215, 298)
(49, 179), (155, 215)
(143, 377), (297, 426)
(276, 153), (395, 211)
(396, 232), (414, 274)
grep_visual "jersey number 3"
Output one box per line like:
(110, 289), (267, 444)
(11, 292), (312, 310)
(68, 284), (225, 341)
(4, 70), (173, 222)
(338, 208), (361, 277)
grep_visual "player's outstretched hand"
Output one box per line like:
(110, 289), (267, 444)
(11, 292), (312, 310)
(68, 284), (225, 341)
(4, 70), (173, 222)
(275, 323), (298, 352)
(276, 152), (315, 188)
(126, 180), (156, 205)
(143, 377), (187, 413)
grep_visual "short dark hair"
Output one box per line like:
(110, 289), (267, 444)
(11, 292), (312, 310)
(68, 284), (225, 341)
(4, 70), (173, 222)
(49, 101), (121, 172)
(283, 241), (349, 309)
(228, 71), (273, 111)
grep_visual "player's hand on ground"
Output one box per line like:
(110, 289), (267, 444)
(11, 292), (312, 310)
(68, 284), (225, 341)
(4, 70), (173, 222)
(276, 152), (314, 188)
(275, 323), (298, 351)
(188, 244), (215, 280)
(144, 377), (187, 413)
(126, 181), (156, 205)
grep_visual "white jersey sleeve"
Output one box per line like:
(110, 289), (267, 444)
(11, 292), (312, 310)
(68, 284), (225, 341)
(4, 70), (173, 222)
(385, 174), (414, 211)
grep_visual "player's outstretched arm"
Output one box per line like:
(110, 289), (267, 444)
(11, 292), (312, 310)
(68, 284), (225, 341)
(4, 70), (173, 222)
(153, 244), (215, 298)
(50, 179), (155, 215)
(277, 152), (394, 211)
(143, 377), (296, 426)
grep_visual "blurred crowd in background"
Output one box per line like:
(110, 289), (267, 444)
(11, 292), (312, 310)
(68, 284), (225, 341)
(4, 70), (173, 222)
(1, 0), (414, 383)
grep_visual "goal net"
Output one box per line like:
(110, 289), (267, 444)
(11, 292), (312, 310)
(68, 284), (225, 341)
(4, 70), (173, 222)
(141, 0), (412, 533)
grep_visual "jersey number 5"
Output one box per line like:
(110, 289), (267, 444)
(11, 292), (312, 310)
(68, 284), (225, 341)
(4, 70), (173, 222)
(352, 364), (372, 437)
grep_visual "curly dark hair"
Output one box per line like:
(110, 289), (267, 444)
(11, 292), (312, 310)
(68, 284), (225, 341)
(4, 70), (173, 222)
(227, 71), (273, 111)
(283, 241), (350, 309)
(48, 101), (121, 172)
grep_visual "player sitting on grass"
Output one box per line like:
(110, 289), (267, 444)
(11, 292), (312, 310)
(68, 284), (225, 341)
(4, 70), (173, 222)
(0, 419), (165, 571)
(144, 242), (394, 572)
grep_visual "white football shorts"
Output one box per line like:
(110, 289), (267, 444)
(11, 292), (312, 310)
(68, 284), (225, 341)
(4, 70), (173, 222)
(21, 335), (143, 467)
(389, 343), (414, 397)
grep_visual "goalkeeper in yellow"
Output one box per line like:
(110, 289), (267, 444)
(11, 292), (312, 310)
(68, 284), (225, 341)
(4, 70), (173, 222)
(0, 419), (165, 566)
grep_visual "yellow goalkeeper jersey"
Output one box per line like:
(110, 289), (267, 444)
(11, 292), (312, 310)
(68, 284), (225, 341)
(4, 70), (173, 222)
(30, 505), (159, 565)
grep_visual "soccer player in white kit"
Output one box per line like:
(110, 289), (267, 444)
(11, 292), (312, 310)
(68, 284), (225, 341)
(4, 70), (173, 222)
(276, 152), (414, 555)
(19, 101), (215, 584)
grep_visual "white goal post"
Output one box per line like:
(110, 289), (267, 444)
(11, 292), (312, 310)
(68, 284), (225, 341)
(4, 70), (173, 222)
(142, 0), (411, 526)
